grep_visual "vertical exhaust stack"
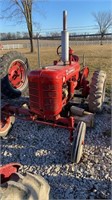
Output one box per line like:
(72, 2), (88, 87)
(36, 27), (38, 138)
(61, 10), (69, 65)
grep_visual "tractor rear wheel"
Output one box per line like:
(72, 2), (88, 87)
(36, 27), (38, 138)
(0, 171), (50, 200)
(0, 116), (15, 137)
(1, 51), (29, 98)
(88, 70), (106, 113)
(71, 121), (86, 163)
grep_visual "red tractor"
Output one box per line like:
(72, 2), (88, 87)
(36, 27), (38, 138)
(0, 11), (106, 163)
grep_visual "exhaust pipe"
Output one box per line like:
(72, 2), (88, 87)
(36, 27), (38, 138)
(61, 10), (69, 65)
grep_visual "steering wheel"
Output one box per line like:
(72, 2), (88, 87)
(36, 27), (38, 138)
(57, 45), (62, 56)
(57, 45), (73, 56)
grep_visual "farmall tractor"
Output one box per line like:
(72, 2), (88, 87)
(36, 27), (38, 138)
(0, 11), (106, 164)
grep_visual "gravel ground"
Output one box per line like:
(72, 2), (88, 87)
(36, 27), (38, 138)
(1, 96), (111, 199)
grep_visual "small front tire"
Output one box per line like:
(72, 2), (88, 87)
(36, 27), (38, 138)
(71, 121), (86, 163)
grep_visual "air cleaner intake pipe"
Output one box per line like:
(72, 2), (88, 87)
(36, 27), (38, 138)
(61, 10), (69, 65)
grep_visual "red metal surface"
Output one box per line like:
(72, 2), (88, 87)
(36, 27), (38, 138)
(80, 66), (89, 85)
(8, 61), (25, 89)
(69, 48), (79, 63)
(28, 62), (80, 119)
(76, 66), (90, 97)
(0, 163), (21, 184)
(82, 80), (90, 97)
(2, 104), (75, 142)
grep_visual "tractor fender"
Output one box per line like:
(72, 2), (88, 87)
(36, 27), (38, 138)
(80, 66), (89, 85)
(77, 66), (89, 97)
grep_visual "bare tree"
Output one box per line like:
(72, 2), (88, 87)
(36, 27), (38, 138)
(22, 0), (33, 52)
(1, 0), (36, 52)
(93, 11), (112, 45)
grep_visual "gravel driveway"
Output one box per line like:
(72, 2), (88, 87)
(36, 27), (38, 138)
(1, 96), (111, 199)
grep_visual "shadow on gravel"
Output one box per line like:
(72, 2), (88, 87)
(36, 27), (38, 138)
(46, 175), (111, 199)
(1, 136), (71, 166)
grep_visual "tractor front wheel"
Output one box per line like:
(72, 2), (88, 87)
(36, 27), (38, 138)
(88, 70), (106, 113)
(0, 116), (15, 137)
(71, 121), (86, 163)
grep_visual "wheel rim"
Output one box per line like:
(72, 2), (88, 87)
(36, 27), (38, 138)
(78, 134), (85, 161)
(8, 60), (27, 90)
(0, 117), (11, 135)
(102, 80), (106, 102)
(71, 122), (86, 163)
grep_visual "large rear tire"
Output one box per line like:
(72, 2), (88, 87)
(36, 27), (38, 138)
(1, 51), (29, 98)
(0, 171), (50, 200)
(88, 70), (106, 113)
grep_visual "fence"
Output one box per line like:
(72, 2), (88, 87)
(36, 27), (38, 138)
(0, 39), (112, 50)
(0, 43), (24, 50)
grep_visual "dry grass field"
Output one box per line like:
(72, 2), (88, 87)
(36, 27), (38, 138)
(1, 43), (111, 93)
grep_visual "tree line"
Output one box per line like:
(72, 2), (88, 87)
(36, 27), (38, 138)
(0, 32), (112, 41)
(0, 32), (37, 40)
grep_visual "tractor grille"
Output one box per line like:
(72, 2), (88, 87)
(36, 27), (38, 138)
(28, 74), (61, 116)
(43, 84), (59, 111)
(29, 81), (39, 110)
